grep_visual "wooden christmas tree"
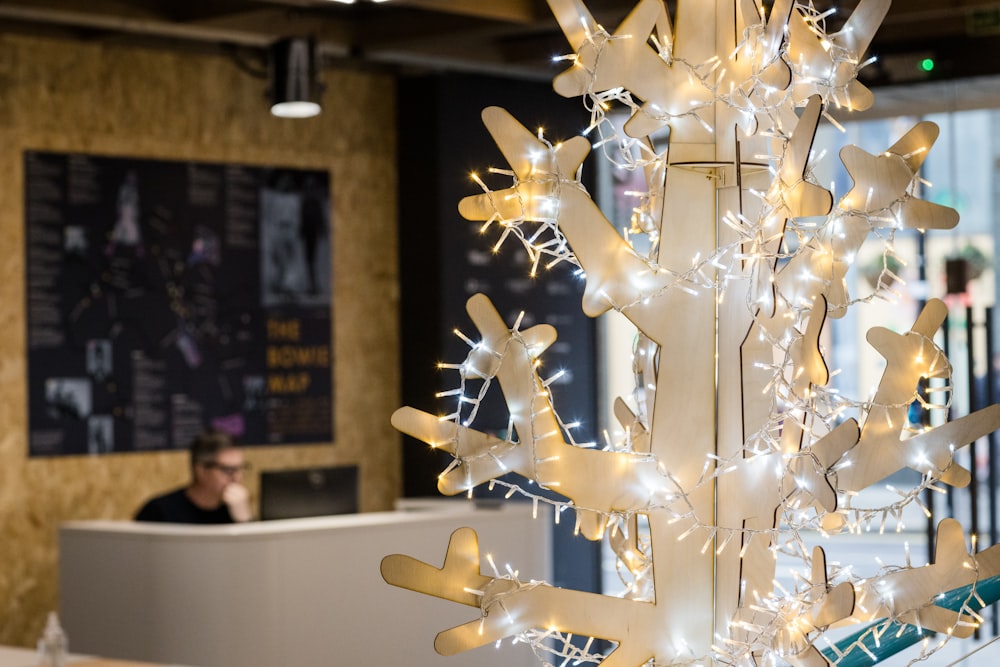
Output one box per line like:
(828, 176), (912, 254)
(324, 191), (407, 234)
(383, 1), (1000, 664)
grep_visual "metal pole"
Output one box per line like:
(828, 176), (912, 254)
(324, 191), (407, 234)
(986, 306), (998, 635)
(920, 233), (935, 566)
(967, 307), (981, 639)
(943, 313), (957, 523)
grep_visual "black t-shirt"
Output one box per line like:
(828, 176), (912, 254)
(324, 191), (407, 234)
(134, 487), (233, 524)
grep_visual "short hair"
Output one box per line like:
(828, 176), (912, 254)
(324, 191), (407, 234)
(189, 430), (236, 469)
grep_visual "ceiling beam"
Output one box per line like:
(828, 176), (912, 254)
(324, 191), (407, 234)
(375, 0), (541, 23)
(250, 0), (541, 23)
(0, 4), (275, 47)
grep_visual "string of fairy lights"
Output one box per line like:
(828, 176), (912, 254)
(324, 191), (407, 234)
(414, 2), (985, 666)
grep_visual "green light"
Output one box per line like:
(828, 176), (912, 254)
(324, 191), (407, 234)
(920, 58), (935, 72)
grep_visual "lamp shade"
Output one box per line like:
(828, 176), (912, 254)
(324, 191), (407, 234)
(269, 37), (321, 118)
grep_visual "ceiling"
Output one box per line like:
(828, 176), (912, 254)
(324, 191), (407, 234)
(2, 0), (1000, 89)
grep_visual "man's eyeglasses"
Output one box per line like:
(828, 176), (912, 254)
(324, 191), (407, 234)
(201, 461), (250, 476)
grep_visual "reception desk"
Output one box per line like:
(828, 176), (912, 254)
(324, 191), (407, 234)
(0, 645), (192, 667)
(60, 502), (550, 667)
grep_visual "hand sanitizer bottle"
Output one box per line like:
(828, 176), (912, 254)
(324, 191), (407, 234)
(37, 611), (67, 667)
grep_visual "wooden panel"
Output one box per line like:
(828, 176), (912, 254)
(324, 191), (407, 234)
(0, 32), (399, 647)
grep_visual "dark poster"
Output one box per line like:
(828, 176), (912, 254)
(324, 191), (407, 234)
(25, 151), (333, 456)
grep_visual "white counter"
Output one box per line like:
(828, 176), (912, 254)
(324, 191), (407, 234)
(60, 502), (550, 667)
(0, 644), (192, 666)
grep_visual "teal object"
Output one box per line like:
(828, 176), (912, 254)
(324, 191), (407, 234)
(821, 575), (1000, 665)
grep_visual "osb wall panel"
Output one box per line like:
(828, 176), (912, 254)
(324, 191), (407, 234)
(0, 34), (400, 646)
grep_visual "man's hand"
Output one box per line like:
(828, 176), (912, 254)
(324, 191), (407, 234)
(222, 483), (253, 522)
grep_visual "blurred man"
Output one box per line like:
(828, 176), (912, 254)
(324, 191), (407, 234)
(135, 430), (252, 523)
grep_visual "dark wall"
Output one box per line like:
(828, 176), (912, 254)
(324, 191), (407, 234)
(398, 72), (598, 491)
(397, 72), (602, 593)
